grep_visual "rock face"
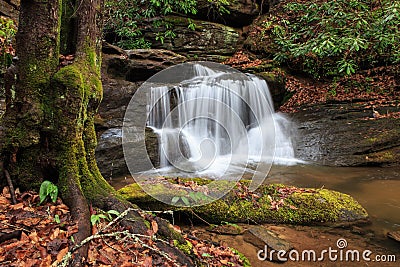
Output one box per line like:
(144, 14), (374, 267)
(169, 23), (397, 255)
(195, 0), (260, 27)
(148, 17), (240, 62)
(103, 48), (187, 82)
(96, 48), (185, 177)
(291, 103), (400, 166)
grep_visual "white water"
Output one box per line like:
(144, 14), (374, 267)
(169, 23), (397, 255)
(147, 63), (299, 177)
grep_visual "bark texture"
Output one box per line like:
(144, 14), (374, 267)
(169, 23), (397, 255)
(2, 0), (147, 265)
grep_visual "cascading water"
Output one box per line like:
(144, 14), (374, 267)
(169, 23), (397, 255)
(146, 62), (298, 176)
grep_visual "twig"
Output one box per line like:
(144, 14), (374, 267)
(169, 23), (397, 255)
(4, 170), (17, 205)
(189, 210), (212, 226)
(56, 208), (179, 267)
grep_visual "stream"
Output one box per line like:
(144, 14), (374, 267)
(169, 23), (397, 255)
(109, 165), (400, 252)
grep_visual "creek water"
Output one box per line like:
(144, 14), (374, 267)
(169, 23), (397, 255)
(264, 164), (400, 250)
(110, 165), (400, 252)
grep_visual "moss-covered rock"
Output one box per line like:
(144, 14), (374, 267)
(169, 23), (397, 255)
(147, 16), (240, 61)
(119, 179), (368, 225)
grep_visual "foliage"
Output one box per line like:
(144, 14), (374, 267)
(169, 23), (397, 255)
(254, 0), (400, 78)
(0, 16), (16, 92)
(39, 180), (59, 204)
(104, 0), (198, 49)
(0, 188), (249, 266)
(90, 209), (120, 225)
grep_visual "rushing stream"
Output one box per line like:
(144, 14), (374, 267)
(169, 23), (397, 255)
(118, 61), (400, 252)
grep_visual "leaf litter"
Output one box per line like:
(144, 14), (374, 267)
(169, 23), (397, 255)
(0, 187), (247, 266)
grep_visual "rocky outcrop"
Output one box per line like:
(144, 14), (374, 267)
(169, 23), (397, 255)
(147, 16), (240, 62)
(103, 48), (187, 82)
(97, 47), (184, 177)
(291, 103), (400, 166)
(195, 0), (260, 27)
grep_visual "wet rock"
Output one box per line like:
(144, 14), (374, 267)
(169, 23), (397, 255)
(290, 103), (400, 166)
(148, 16), (239, 61)
(95, 128), (126, 179)
(103, 49), (187, 82)
(256, 71), (287, 110)
(95, 127), (160, 178)
(244, 225), (292, 261)
(98, 78), (141, 128)
(387, 231), (400, 243)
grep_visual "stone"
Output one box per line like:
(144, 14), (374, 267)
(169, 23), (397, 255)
(244, 225), (292, 262)
(103, 49), (187, 82)
(102, 42), (127, 56)
(95, 128), (126, 179)
(291, 103), (400, 167)
(387, 231), (400, 243)
(95, 126), (160, 179)
(195, 0), (260, 27)
(208, 224), (244, 235)
(119, 180), (369, 225)
(256, 71), (287, 110)
(148, 16), (240, 61)
(98, 78), (141, 128)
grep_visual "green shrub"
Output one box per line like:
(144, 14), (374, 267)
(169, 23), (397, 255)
(256, 0), (400, 78)
(104, 0), (198, 49)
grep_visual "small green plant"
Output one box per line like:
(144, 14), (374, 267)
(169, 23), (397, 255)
(54, 214), (61, 224)
(171, 192), (213, 206)
(0, 16), (16, 70)
(171, 196), (191, 206)
(39, 180), (59, 204)
(90, 209), (120, 225)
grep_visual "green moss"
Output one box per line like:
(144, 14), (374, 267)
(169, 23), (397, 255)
(173, 240), (193, 255)
(119, 180), (368, 225)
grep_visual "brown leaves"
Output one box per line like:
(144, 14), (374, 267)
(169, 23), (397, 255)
(279, 65), (400, 113)
(223, 51), (263, 69)
(0, 186), (249, 267)
(0, 187), (75, 267)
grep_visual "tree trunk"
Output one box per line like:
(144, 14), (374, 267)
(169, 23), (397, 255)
(1, 0), (147, 265)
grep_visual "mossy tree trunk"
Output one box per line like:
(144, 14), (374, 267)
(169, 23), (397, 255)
(1, 0), (147, 265)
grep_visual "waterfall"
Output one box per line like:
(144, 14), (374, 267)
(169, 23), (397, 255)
(146, 62), (298, 176)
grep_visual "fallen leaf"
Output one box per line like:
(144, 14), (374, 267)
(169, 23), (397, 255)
(56, 246), (69, 262)
(151, 220), (158, 234)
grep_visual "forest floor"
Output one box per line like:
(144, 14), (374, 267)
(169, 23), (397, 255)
(1, 185), (399, 267)
(0, 187), (248, 267)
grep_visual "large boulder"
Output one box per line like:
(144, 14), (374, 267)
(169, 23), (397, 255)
(119, 179), (369, 226)
(147, 17), (240, 62)
(291, 103), (400, 166)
